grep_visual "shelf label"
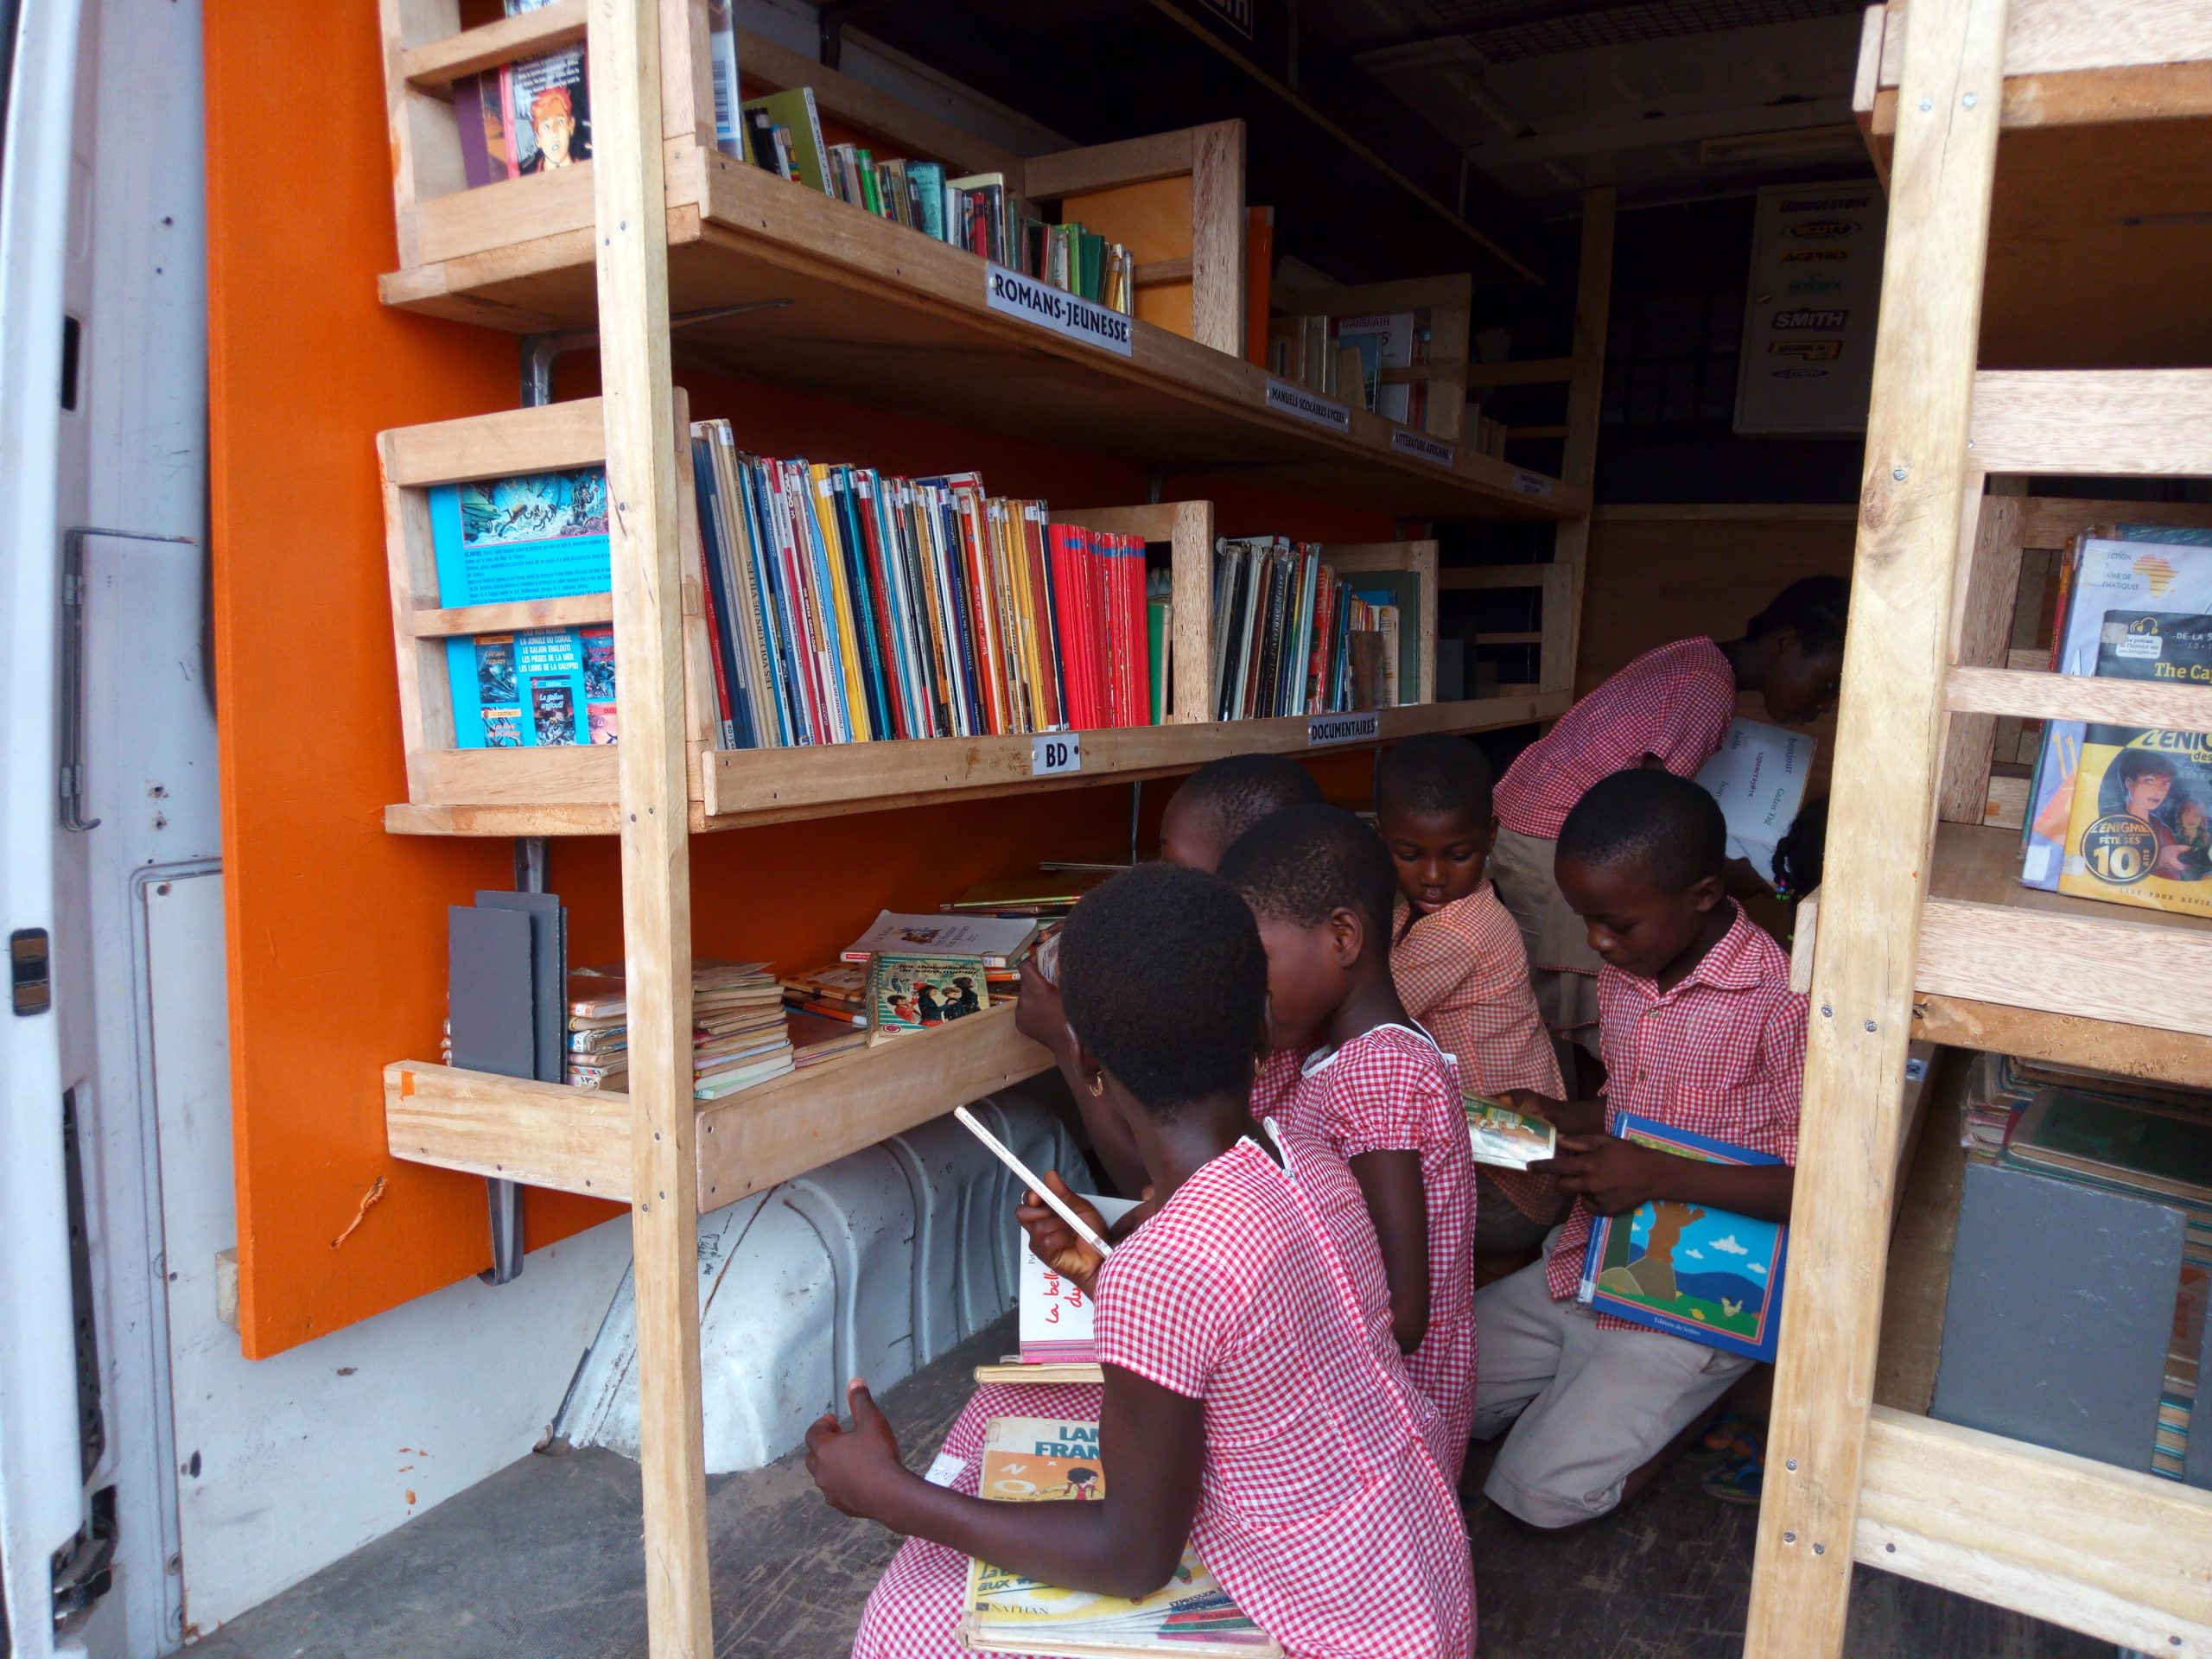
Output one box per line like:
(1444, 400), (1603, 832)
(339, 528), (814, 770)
(1511, 469), (1555, 499)
(985, 264), (1134, 358)
(1265, 378), (1351, 433)
(1391, 428), (1454, 467)
(1307, 711), (1381, 747)
(1033, 732), (1083, 776)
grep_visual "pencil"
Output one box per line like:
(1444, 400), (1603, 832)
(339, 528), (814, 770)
(953, 1104), (1114, 1257)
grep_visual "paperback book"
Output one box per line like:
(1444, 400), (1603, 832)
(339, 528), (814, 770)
(1578, 1112), (1789, 1362)
(1016, 1195), (1141, 1365)
(868, 953), (989, 1038)
(1465, 1094), (1555, 1172)
(843, 910), (1039, 968)
(958, 1416), (1276, 1657)
(1694, 717), (1815, 884)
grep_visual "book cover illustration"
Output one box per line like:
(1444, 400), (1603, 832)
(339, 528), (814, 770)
(961, 1417), (1275, 1656)
(842, 908), (1039, 967)
(2058, 610), (2212, 916)
(1578, 1111), (1789, 1363)
(868, 952), (989, 1038)
(1465, 1094), (1556, 1172)
(1016, 1196), (1141, 1365)
(505, 3), (590, 175)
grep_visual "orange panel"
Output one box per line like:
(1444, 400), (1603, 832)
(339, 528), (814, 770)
(1062, 178), (1195, 341)
(207, 2), (1390, 1358)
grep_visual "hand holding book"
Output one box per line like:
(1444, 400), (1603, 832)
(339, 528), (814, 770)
(1535, 1132), (1666, 1217)
(1018, 1171), (1109, 1294)
(1499, 1089), (1607, 1138)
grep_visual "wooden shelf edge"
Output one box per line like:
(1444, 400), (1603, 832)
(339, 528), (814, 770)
(1910, 992), (2212, 1089)
(1856, 1407), (2212, 1653)
(384, 694), (1570, 837)
(382, 1007), (1053, 1216)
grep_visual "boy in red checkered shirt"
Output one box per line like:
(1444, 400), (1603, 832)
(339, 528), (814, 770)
(1488, 575), (1846, 1055)
(1219, 804), (1479, 1480)
(1472, 768), (1807, 1531)
(1376, 734), (1567, 1257)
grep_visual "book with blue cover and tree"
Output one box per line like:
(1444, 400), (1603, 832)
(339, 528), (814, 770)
(1577, 1112), (1789, 1362)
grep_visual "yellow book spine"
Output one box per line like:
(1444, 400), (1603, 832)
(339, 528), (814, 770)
(810, 462), (874, 742)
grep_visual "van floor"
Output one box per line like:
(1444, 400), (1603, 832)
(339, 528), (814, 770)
(192, 1316), (2104, 1659)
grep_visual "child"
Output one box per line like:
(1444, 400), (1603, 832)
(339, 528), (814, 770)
(810, 864), (1473, 1658)
(1217, 804), (1478, 1478)
(1376, 734), (1567, 1255)
(1473, 768), (1807, 1532)
(1487, 575), (1847, 1053)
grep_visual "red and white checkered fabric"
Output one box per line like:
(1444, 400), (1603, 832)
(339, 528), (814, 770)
(1543, 904), (1808, 1324)
(1495, 637), (1737, 840)
(1253, 1026), (1477, 1478)
(1393, 885), (1565, 1223)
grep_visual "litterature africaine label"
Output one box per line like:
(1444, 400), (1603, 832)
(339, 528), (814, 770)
(1511, 469), (1555, 499)
(1390, 428), (1455, 467)
(984, 264), (1134, 358)
(1265, 378), (1352, 433)
(1307, 711), (1381, 746)
(1031, 732), (1082, 776)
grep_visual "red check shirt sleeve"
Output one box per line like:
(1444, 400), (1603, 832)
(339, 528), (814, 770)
(1095, 1227), (1235, 1400)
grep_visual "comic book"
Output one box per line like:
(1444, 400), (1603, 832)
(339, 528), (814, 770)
(1578, 1112), (1789, 1363)
(866, 953), (989, 1040)
(1465, 1094), (1555, 1172)
(431, 467), (616, 748)
(1016, 1196), (1141, 1365)
(958, 1417), (1277, 1657)
(2056, 610), (2212, 918)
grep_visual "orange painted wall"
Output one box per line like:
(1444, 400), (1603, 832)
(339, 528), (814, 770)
(205, 4), (1391, 1357)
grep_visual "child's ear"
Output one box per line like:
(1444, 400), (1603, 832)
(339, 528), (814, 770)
(1329, 905), (1366, 967)
(1687, 873), (1727, 914)
(1479, 811), (1500, 853)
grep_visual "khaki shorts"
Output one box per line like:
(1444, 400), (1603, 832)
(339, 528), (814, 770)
(1472, 1251), (1751, 1529)
(1487, 825), (1599, 1046)
(1473, 1168), (1554, 1253)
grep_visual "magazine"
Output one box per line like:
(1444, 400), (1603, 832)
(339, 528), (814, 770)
(1016, 1196), (1141, 1365)
(2056, 610), (2212, 917)
(1465, 1094), (1555, 1172)
(958, 1417), (1277, 1657)
(1577, 1111), (1789, 1362)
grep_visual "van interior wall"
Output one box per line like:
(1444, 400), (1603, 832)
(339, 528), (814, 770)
(206, 2), (1391, 1363)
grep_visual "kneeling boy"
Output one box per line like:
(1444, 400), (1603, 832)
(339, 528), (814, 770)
(1473, 767), (1807, 1530)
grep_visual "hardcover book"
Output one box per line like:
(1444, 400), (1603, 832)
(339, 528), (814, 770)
(1016, 1196), (1141, 1365)
(1577, 1111), (1789, 1362)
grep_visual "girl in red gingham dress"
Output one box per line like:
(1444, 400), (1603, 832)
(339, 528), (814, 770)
(1221, 805), (1478, 1482)
(809, 864), (1472, 1659)
(1487, 576), (1847, 1053)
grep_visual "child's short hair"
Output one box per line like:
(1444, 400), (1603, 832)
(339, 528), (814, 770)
(1059, 863), (1267, 1114)
(1772, 796), (1828, 897)
(1217, 802), (1398, 944)
(1745, 575), (1850, 655)
(1556, 769), (1726, 893)
(1174, 753), (1324, 846)
(1375, 734), (1493, 823)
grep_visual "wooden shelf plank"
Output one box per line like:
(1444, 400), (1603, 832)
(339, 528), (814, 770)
(378, 152), (1580, 523)
(383, 1005), (1052, 1215)
(1948, 662), (2212, 726)
(1969, 369), (2212, 474)
(399, 0), (588, 91)
(385, 692), (1568, 837)
(1872, 1), (2212, 86)
(1856, 1407), (2212, 1655)
(1910, 991), (2212, 1087)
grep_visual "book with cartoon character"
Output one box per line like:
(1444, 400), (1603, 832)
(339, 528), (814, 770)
(1577, 1112), (1789, 1362)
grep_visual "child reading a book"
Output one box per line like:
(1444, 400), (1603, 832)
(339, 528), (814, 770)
(1487, 575), (1847, 1054)
(809, 864), (1473, 1658)
(1472, 767), (1806, 1531)
(1377, 734), (1567, 1256)
(1217, 804), (1478, 1478)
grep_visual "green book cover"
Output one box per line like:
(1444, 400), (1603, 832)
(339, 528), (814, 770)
(2005, 1088), (2212, 1209)
(740, 88), (829, 194)
(855, 148), (882, 215)
(1147, 596), (1170, 725)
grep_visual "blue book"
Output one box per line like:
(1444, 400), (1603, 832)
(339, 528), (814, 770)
(793, 463), (858, 742)
(1577, 1111), (1789, 1363)
(829, 467), (894, 739)
(734, 455), (800, 747)
(430, 467), (615, 748)
(910, 161), (946, 240)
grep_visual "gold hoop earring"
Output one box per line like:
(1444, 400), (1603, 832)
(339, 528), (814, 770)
(1088, 1072), (1106, 1098)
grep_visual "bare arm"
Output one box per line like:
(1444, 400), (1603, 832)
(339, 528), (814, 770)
(1538, 1134), (1796, 1223)
(1348, 1148), (1431, 1354)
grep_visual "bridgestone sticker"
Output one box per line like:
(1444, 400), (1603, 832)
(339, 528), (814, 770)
(1391, 428), (1455, 467)
(1266, 378), (1352, 433)
(985, 264), (1135, 357)
(1307, 711), (1381, 746)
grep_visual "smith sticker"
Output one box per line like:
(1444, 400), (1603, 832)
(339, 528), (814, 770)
(1772, 308), (1847, 331)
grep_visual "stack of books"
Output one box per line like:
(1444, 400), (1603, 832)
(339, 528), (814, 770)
(564, 960), (795, 1100)
(736, 90), (1133, 314)
(690, 423), (1160, 750)
(1211, 537), (1413, 720)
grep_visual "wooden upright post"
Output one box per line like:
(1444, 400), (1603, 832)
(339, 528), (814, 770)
(1550, 186), (1614, 694)
(1745, 0), (2008, 1653)
(590, 0), (712, 1652)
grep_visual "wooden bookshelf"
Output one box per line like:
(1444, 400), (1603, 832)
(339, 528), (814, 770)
(385, 1003), (1051, 1211)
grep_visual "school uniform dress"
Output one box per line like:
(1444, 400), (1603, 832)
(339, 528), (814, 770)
(852, 1138), (1472, 1659)
(1471, 904), (1806, 1529)
(1489, 637), (1738, 1046)
(1391, 886), (1567, 1253)
(1253, 1024), (1478, 1481)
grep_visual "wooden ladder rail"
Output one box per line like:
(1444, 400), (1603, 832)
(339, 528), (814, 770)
(1744, 0), (2011, 1651)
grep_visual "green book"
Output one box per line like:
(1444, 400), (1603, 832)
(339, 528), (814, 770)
(740, 88), (829, 194)
(1147, 596), (1171, 725)
(855, 148), (882, 216)
(2004, 1089), (2212, 1210)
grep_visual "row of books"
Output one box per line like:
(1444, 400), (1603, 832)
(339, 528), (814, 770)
(1266, 310), (1435, 427)
(1211, 537), (1410, 721)
(734, 89), (1135, 315)
(690, 421), (1164, 747)
(2018, 522), (2212, 918)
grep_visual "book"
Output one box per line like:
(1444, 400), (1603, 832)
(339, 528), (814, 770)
(1334, 312), (1417, 423)
(1465, 1094), (1556, 1172)
(741, 88), (829, 194)
(945, 871), (1112, 917)
(958, 1416), (1276, 1657)
(2003, 1088), (2212, 1211)
(1577, 1111), (1789, 1363)
(1694, 717), (1816, 884)
(843, 909), (1040, 968)
(504, 0), (590, 176)
(704, 0), (744, 159)
(1017, 1196), (1142, 1364)
(2056, 609), (2212, 916)
(868, 952), (989, 1038)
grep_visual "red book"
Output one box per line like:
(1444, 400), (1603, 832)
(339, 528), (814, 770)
(1047, 524), (1088, 728)
(1020, 505), (1064, 730)
(1121, 534), (1149, 729)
